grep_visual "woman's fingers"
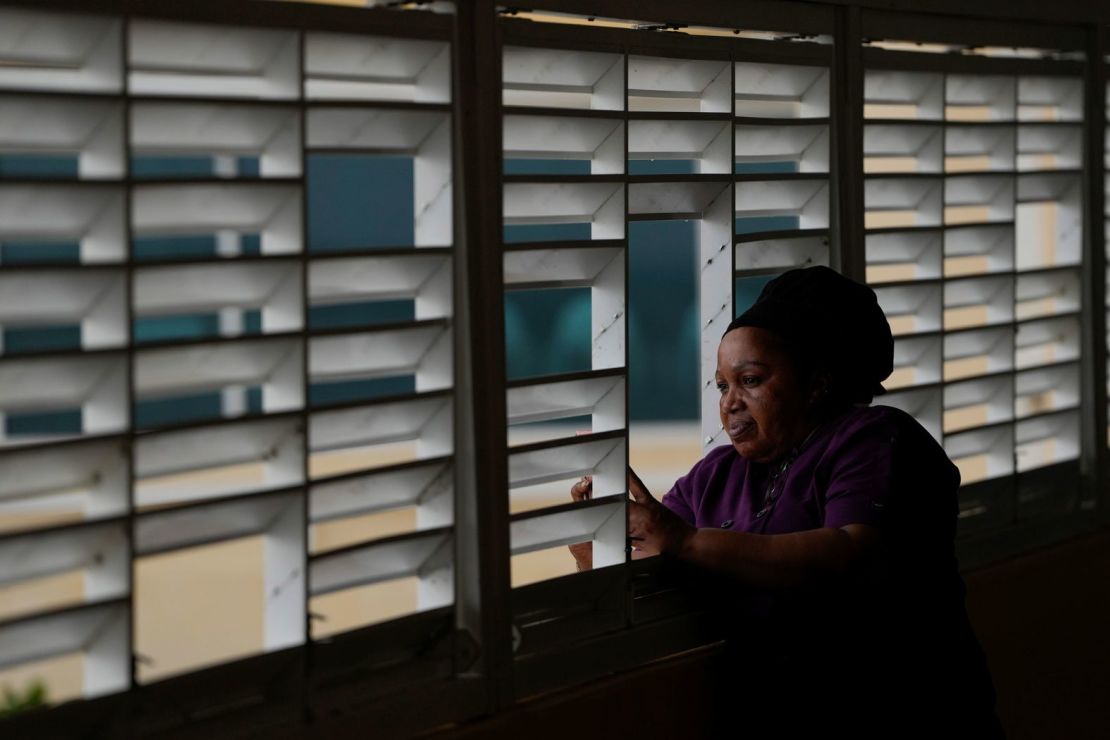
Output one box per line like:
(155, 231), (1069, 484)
(627, 467), (653, 504)
(570, 474), (593, 501)
(628, 497), (689, 558)
(627, 499), (646, 541)
(568, 540), (592, 565)
(570, 432), (595, 502)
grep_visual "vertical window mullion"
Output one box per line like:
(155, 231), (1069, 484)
(122, 12), (137, 696)
(455, 0), (514, 712)
(1087, 26), (1109, 519)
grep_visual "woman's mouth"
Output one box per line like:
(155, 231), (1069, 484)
(728, 420), (754, 439)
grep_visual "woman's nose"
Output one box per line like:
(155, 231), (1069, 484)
(721, 387), (744, 411)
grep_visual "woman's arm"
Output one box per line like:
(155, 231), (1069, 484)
(628, 469), (883, 594)
(675, 522), (881, 593)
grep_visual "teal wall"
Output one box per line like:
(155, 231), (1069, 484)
(628, 220), (699, 421)
(504, 218), (702, 421)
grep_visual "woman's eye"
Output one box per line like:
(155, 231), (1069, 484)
(741, 376), (759, 386)
(716, 382), (728, 393)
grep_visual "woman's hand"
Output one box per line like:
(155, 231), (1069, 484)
(567, 475), (593, 571)
(627, 468), (695, 558)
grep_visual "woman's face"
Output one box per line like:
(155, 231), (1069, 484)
(716, 326), (815, 464)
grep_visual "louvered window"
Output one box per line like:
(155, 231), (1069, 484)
(0, 2), (458, 708)
(498, 13), (833, 590)
(863, 26), (1087, 527)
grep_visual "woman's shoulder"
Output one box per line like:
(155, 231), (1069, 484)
(828, 403), (937, 445)
(661, 442), (742, 521)
(672, 442), (741, 490)
(686, 442), (741, 477)
(823, 403), (959, 484)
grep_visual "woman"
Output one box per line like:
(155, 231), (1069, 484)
(570, 266), (1005, 738)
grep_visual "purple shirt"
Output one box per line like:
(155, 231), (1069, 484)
(658, 405), (1000, 727)
(661, 404), (959, 539)
(659, 404), (965, 618)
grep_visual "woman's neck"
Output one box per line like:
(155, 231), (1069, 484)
(776, 402), (852, 464)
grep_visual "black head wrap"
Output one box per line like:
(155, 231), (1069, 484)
(724, 266), (893, 404)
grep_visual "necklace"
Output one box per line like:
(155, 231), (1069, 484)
(754, 422), (824, 520)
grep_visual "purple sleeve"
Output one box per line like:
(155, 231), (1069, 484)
(821, 413), (899, 529)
